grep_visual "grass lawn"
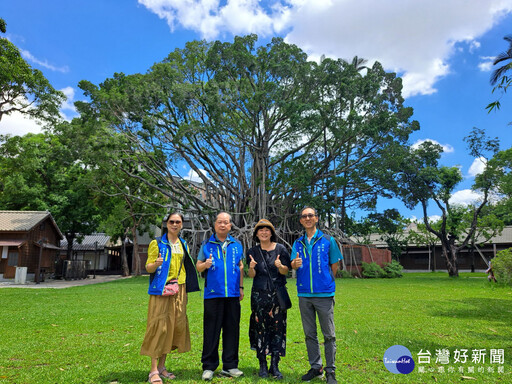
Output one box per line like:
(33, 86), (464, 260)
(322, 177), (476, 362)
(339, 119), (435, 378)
(0, 272), (511, 383)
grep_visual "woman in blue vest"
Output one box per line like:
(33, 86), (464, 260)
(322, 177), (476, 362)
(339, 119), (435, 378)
(140, 212), (199, 384)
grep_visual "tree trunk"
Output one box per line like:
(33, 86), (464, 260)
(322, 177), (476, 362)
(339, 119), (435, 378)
(441, 241), (459, 277)
(131, 225), (141, 276)
(65, 233), (75, 260)
(120, 233), (130, 277)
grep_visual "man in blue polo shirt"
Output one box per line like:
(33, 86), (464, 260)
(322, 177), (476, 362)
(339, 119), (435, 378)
(291, 207), (342, 384)
(196, 212), (245, 381)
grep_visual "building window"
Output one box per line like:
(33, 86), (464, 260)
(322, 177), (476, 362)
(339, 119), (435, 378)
(7, 252), (18, 267)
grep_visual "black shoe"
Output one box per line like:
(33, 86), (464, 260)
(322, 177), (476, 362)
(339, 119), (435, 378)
(258, 358), (269, 378)
(325, 371), (337, 384)
(269, 355), (283, 380)
(301, 367), (323, 381)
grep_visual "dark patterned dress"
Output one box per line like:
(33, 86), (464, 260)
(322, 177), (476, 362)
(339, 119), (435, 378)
(247, 244), (291, 358)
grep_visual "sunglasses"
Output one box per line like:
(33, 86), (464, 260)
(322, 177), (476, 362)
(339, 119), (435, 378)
(168, 220), (182, 225)
(300, 213), (317, 219)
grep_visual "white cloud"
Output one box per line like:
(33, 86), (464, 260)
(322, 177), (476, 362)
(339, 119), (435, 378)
(469, 40), (481, 53)
(426, 215), (442, 223)
(139, 0), (512, 98)
(20, 49), (69, 73)
(411, 138), (454, 154)
(468, 156), (487, 177)
(186, 168), (208, 182)
(0, 111), (44, 137)
(410, 215), (442, 224)
(0, 86), (77, 137)
(478, 56), (495, 71)
(59, 87), (78, 120)
(449, 189), (483, 205)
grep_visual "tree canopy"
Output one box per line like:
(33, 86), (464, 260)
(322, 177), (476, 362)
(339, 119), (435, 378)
(0, 18), (65, 126)
(79, 35), (419, 242)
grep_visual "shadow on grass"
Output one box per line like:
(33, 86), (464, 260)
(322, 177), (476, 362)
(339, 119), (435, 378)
(99, 366), (271, 383)
(431, 297), (512, 325)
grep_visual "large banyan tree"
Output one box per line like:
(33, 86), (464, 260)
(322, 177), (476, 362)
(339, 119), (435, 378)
(78, 35), (418, 246)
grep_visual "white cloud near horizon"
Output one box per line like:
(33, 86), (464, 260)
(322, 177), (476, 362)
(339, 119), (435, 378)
(138, 0), (512, 98)
(411, 138), (455, 154)
(410, 215), (442, 224)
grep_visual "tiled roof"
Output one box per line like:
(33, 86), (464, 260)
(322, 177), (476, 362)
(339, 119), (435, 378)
(60, 233), (111, 251)
(0, 210), (63, 239)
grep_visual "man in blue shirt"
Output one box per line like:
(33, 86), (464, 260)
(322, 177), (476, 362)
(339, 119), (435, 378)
(196, 212), (245, 381)
(291, 207), (342, 384)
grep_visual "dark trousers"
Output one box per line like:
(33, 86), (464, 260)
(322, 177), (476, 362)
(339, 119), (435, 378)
(201, 297), (241, 371)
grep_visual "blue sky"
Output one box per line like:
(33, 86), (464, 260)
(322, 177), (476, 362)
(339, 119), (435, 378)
(1, 0), (511, 221)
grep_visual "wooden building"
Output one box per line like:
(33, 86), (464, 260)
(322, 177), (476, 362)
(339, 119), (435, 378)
(0, 211), (63, 282)
(59, 233), (111, 277)
(351, 225), (512, 271)
(342, 244), (392, 276)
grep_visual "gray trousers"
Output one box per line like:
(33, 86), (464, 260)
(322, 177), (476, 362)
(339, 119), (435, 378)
(298, 296), (336, 373)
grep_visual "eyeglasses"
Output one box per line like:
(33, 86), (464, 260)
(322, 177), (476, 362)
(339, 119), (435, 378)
(300, 213), (317, 219)
(168, 220), (182, 225)
(216, 221), (230, 225)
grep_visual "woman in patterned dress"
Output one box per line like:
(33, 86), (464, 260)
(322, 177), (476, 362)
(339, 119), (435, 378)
(247, 219), (291, 379)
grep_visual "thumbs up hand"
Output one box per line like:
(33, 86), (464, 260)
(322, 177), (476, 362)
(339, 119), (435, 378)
(292, 252), (302, 269)
(274, 254), (283, 269)
(249, 254), (257, 269)
(205, 253), (213, 269)
(155, 253), (164, 267)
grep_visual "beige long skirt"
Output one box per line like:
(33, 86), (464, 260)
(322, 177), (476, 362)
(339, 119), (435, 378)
(140, 284), (191, 358)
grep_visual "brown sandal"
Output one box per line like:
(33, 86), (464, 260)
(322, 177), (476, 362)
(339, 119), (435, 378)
(148, 371), (163, 383)
(158, 367), (176, 380)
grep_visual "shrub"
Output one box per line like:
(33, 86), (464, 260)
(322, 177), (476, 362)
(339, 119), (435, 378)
(383, 260), (404, 278)
(337, 269), (353, 278)
(492, 248), (512, 286)
(362, 262), (386, 278)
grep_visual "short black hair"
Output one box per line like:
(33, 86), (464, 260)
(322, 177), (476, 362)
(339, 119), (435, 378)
(300, 206), (318, 216)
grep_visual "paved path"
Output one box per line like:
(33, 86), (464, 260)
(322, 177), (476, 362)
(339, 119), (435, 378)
(0, 275), (131, 289)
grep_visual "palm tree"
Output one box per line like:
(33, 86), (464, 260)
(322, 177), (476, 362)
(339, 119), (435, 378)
(490, 35), (512, 86)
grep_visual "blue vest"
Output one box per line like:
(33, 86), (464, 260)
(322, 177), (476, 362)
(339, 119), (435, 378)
(294, 230), (335, 294)
(147, 234), (199, 295)
(201, 234), (243, 299)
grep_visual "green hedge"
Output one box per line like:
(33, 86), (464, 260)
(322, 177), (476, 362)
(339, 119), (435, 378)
(492, 248), (512, 286)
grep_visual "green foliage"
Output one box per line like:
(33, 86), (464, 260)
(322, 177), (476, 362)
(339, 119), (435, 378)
(390, 129), (503, 277)
(338, 269), (353, 278)
(0, 19), (65, 125)
(487, 35), (512, 116)
(361, 261), (386, 278)
(0, 126), (101, 255)
(492, 248), (512, 286)
(80, 34), (418, 232)
(382, 259), (404, 278)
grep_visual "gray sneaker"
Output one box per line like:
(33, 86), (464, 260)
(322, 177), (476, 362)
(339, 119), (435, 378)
(202, 370), (214, 381)
(220, 368), (244, 377)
